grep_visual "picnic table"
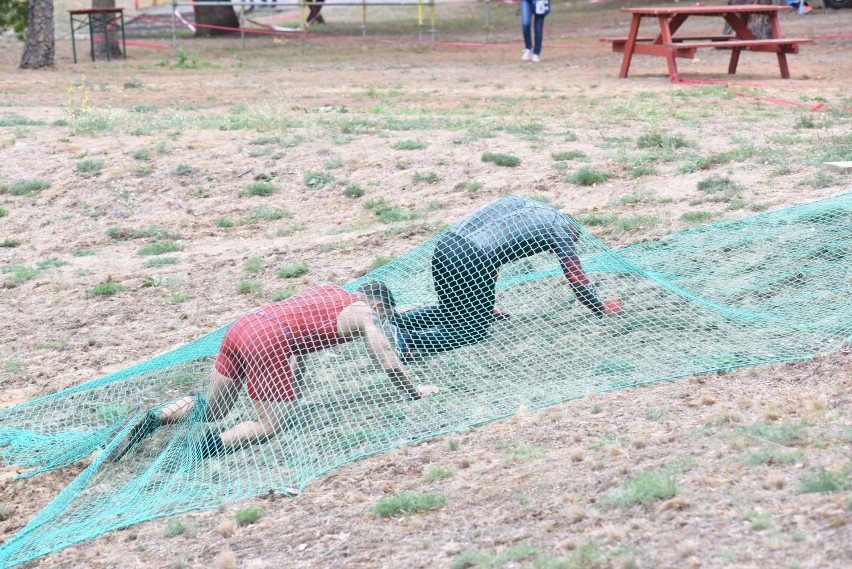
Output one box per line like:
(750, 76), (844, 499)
(69, 7), (127, 63)
(600, 5), (810, 81)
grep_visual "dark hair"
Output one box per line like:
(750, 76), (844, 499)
(356, 280), (397, 312)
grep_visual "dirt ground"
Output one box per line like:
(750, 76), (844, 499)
(0, 1), (851, 567)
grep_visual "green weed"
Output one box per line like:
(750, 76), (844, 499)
(450, 542), (539, 569)
(277, 262), (309, 278)
(1, 238), (21, 248)
(447, 439), (460, 451)
(138, 241), (183, 256)
(272, 287), (297, 301)
(304, 171), (335, 188)
(88, 281), (124, 297)
(76, 159), (104, 175)
(637, 133), (690, 149)
(481, 152), (520, 167)
(601, 467), (678, 507)
(143, 257), (179, 267)
(552, 150), (587, 161)
(217, 218), (234, 228)
(742, 421), (812, 446)
(244, 256), (265, 273)
(173, 164), (194, 177)
(163, 519), (190, 538)
(614, 189), (656, 205)
(680, 211), (717, 225)
(370, 255), (396, 270)
(5, 359), (22, 373)
(797, 172), (837, 189)
(132, 149), (151, 160)
(413, 171), (439, 184)
(106, 225), (177, 241)
(454, 181), (483, 192)
(564, 167), (611, 186)
(393, 139), (428, 150)
(799, 466), (851, 493)
(233, 506), (264, 526)
(370, 491), (448, 518)
(745, 510), (773, 531)
(742, 448), (804, 466)
(243, 182), (276, 197)
(0, 208), (6, 218)
(423, 466), (455, 483)
(8, 179), (51, 196)
(240, 207), (291, 225)
(344, 184), (364, 198)
(237, 280), (262, 295)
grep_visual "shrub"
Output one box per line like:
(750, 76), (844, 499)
(481, 152), (520, 167)
(343, 184), (364, 198)
(173, 164), (194, 176)
(163, 519), (190, 538)
(564, 167), (611, 186)
(304, 171), (334, 188)
(237, 280), (262, 295)
(272, 288), (297, 301)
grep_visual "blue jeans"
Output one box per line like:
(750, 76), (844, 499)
(521, 0), (545, 56)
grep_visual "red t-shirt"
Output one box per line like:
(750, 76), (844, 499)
(214, 285), (361, 401)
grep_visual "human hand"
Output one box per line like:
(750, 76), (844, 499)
(416, 384), (440, 397)
(602, 300), (622, 315)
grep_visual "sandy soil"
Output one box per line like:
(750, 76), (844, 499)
(0, 2), (850, 568)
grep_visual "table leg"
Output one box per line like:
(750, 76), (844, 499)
(728, 48), (741, 75)
(657, 14), (678, 81)
(121, 13), (127, 60)
(88, 15), (95, 62)
(619, 14), (642, 78)
(70, 14), (78, 64)
(768, 12), (790, 78)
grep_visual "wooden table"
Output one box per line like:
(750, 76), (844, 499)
(601, 5), (810, 81)
(69, 7), (127, 64)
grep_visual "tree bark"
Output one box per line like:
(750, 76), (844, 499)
(91, 0), (123, 59)
(725, 0), (781, 39)
(194, 0), (239, 37)
(20, 0), (54, 69)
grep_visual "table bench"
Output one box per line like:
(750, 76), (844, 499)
(603, 5), (810, 81)
(69, 7), (127, 64)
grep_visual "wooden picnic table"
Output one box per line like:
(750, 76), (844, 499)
(601, 5), (810, 81)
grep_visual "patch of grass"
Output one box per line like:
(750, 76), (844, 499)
(481, 152), (520, 167)
(370, 491), (448, 518)
(564, 167), (611, 186)
(73, 247), (96, 257)
(37, 258), (68, 270)
(614, 189), (656, 205)
(272, 287), (298, 301)
(454, 181), (483, 192)
(243, 256), (265, 274)
(600, 467), (678, 507)
(163, 519), (190, 538)
(173, 163), (194, 176)
(0, 113), (44, 127)
(393, 139), (428, 150)
(4, 358), (23, 373)
(304, 170), (335, 188)
(277, 223), (307, 237)
(743, 448), (804, 466)
(240, 207), (291, 225)
(76, 159), (104, 175)
(343, 184), (364, 198)
(742, 421), (812, 447)
(450, 542), (539, 569)
(0, 504), (11, 521)
(131, 148), (151, 160)
(1, 238), (21, 248)
(575, 211), (618, 227)
(277, 261), (309, 278)
(423, 466), (455, 483)
(0, 208), (6, 218)
(233, 506), (264, 526)
(503, 445), (547, 463)
(217, 218), (234, 228)
(799, 466), (851, 494)
(637, 133), (690, 149)
(552, 150), (587, 161)
(106, 225), (177, 241)
(745, 510), (773, 531)
(4, 266), (38, 286)
(797, 172), (837, 190)
(243, 182), (276, 197)
(87, 281), (124, 297)
(138, 240), (183, 256)
(412, 171), (439, 184)
(614, 214), (660, 232)
(629, 165), (657, 178)
(143, 257), (179, 267)
(696, 175), (743, 199)
(237, 280), (262, 295)
(447, 439), (460, 451)
(680, 211), (718, 225)
(8, 179), (51, 196)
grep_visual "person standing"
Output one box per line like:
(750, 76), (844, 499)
(521, 0), (550, 62)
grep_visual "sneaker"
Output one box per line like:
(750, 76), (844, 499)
(521, 49), (532, 61)
(107, 409), (161, 462)
(532, 54), (540, 63)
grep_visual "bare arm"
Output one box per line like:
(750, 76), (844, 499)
(338, 302), (421, 399)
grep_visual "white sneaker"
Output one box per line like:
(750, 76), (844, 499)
(532, 54), (540, 63)
(521, 49), (531, 61)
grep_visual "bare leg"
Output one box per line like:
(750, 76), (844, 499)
(159, 369), (242, 424)
(218, 398), (295, 450)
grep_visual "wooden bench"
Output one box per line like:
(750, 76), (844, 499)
(600, 35), (735, 53)
(662, 38), (811, 76)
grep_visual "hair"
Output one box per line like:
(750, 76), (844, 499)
(356, 280), (397, 312)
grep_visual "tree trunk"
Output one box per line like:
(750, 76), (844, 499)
(725, 0), (781, 39)
(20, 0), (54, 69)
(194, 0), (239, 37)
(91, 0), (123, 59)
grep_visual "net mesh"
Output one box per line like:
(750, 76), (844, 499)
(1, 194), (850, 567)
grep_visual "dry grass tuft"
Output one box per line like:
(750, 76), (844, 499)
(217, 549), (237, 569)
(217, 518), (236, 538)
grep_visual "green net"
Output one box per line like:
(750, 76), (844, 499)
(1, 194), (850, 567)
